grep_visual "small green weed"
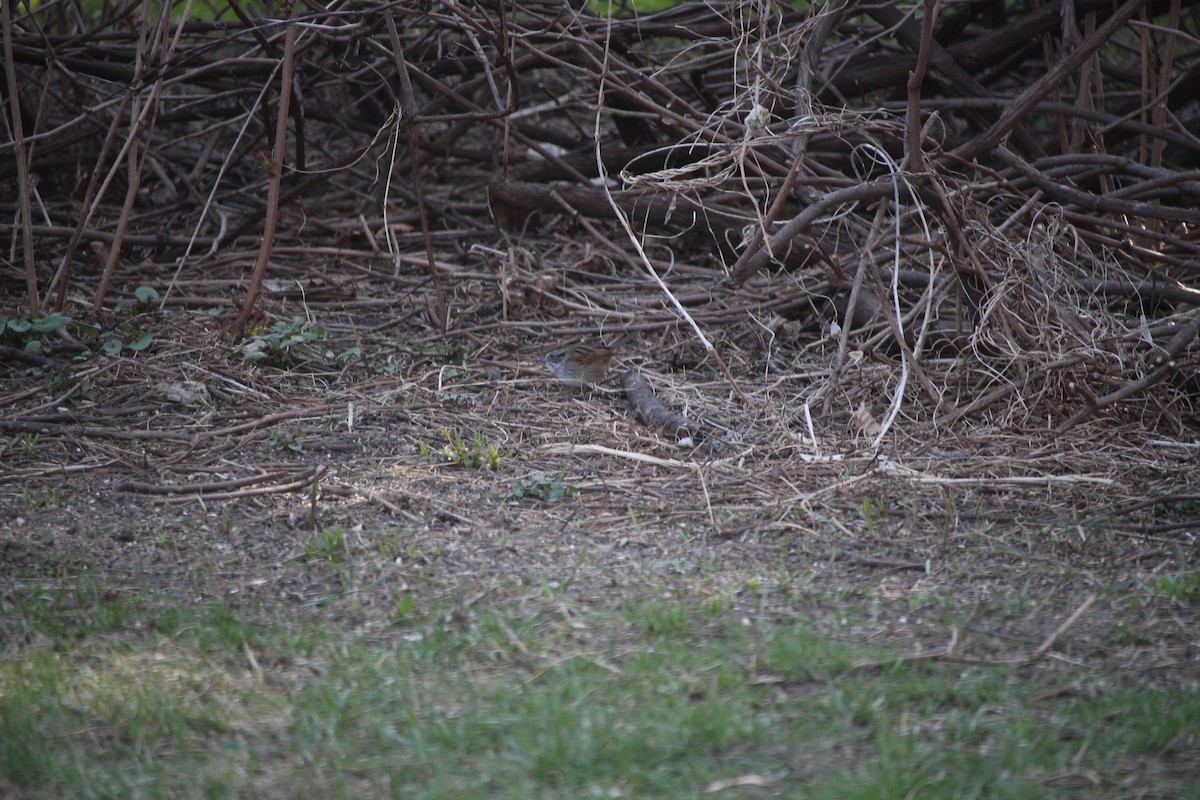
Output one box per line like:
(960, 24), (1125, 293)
(391, 593), (416, 621)
(234, 317), (330, 367)
(619, 504), (644, 546)
(416, 339), (465, 365)
(268, 429), (306, 454)
(100, 330), (153, 355)
(373, 529), (406, 561)
(372, 359), (399, 375)
(1154, 569), (1200, 606)
(438, 366), (476, 404)
(22, 488), (67, 509)
(43, 370), (91, 403)
(859, 496), (888, 533)
(20, 433), (39, 457)
(509, 473), (577, 502)
(436, 428), (501, 469)
(134, 285), (159, 303)
(109, 285), (161, 315)
(303, 526), (347, 562)
(1149, 490), (1200, 514)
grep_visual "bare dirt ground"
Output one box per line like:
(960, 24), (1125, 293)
(4, 249), (1197, 693)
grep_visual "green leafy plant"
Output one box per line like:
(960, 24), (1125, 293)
(859, 496), (888, 533)
(110, 286), (161, 315)
(439, 366), (477, 405)
(1155, 570), (1200, 606)
(44, 370), (91, 404)
(416, 339), (465, 365)
(620, 504), (644, 546)
(303, 526), (347, 562)
(23, 487), (67, 509)
(437, 428), (501, 469)
(1, 312), (71, 354)
(1151, 493), (1200, 514)
(391, 594), (415, 621)
(509, 473), (577, 503)
(267, 429), (306, 454)
(100, 331), (153, 355)
(20, 433), (39, 457)
(234, 318), (330, 367)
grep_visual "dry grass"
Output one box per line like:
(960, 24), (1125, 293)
(3, 271), (1196, 661)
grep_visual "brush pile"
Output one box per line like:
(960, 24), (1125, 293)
(4, 0), (1198, 435)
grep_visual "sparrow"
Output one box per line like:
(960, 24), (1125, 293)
(543, 343), (615, 387)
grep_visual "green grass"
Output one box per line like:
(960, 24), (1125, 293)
(1, 583), (1196, 798)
